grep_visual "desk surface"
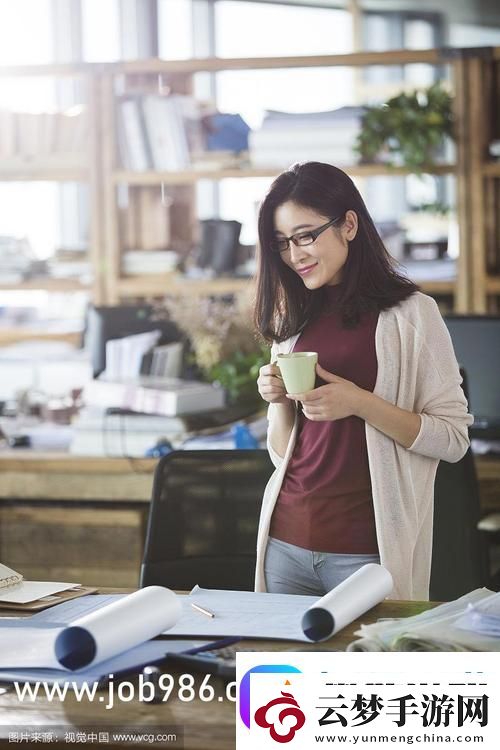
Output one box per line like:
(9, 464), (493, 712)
(0, 598), (435, 750)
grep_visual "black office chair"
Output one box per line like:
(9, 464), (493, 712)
(430, 446), (487, 600)
(430, 368), (488, 600)
(140, 449), (274, 591)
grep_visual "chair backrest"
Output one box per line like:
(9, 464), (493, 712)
(430, 368), (487, 599)
(140, 449), (274, 591)
(430, 446), (486, 600)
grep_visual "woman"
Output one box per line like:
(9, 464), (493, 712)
(255, 161), (472, 601)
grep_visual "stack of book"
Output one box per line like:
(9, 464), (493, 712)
(0, 107), (87, 164)
(82, 376), (225, 418)
(249, 106), (366, 168)
(121, 250), (178, 276)
(0, 235), (34, 284)
(47, 246), (92, 281)
(117, 94), (204, 172)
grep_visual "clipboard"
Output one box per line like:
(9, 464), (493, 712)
(0, 586), (98, 612)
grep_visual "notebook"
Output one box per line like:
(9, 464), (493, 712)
(0, 563), (96, 610)
(0, 563), (23, 589)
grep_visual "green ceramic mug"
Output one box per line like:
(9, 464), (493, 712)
(276, 351), (318, 394)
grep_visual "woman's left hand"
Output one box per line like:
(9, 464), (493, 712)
(286, 363), (363, 421)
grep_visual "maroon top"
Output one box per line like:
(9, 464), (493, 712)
(269, 285), (379, 554)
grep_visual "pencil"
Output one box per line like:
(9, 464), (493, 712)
(191, 602), (215, 618)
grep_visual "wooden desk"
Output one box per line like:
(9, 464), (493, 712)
(0, 598), (435, 750)
(0, 451), (499, 588)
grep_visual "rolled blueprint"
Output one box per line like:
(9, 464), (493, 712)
(54, 586), (181, 669)
(301, 564), (393, 642)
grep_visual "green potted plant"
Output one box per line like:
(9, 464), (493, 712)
(355, 83), (453, 173)
(160, 293), (268, 411)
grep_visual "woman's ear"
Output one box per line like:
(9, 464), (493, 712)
(343, 210), (358, 242)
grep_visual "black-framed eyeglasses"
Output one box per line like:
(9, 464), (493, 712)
(270, 216), (342, 254)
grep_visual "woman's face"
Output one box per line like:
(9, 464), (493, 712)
(273, 201), (357, 289)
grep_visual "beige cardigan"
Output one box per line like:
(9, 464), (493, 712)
(255, 292), (473, 601)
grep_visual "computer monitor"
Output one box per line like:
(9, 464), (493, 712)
(444, 315), (500, 437)
(85, 304), (181, 378)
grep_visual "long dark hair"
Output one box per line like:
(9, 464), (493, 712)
(254, 161), (418, 342)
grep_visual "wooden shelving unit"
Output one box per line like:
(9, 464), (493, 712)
(113, 163), (455, 186)
(2, 46), (499, 318)
(482, 162), (500, 177)
(0, 67), (105, 314)
(117, 274), (252, 298)
(451, 47), (500, 312)
(99, 50), (466, 306)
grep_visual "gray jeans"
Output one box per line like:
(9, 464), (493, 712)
(264, 536), (380, 596)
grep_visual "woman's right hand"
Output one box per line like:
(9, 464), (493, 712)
(257, 363), (288, 405)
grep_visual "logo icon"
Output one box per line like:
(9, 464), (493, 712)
(254, 689), (306, 743)
(239, 664), (304, 743)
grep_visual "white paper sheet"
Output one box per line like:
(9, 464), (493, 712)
(0, 639), (210, 686)
(165, 566), (392, 642)
(166, 587), (318, 641)
(347, 588), (495, 652)
(0, 586), (181, 670)
(302, 564), (394, 641)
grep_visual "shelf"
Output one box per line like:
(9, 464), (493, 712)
(118, 276), (455, 298)
(0, 329), (82, 346)
(117, 275), (253, 297)
(0, 159), (88, 182)
(113, 167), (279, 185)
(1, 47), (498, 79)
(114, 163), (456, 186)
(486, 277), (500, 293)
(0, 278), (91, 292)
(417, 280), (456, 295)
(110, 49), (449, 75)
(0, 63), (98, 77)
(483, 162), (500, 177)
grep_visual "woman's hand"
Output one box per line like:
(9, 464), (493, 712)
(257, 363), (288, 405)
(286, 363), (362, 421)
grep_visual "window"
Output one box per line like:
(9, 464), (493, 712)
(215, 1), (352, 58)
(82, 0), (120, 62)
(360, 11), (447, 228)
(158, 0), (193, 59)
(214, 1), (354, 244)
(0, 0), (58, 261)
(362, 11), (444, 89)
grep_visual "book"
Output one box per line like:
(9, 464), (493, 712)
(102, 330), (162, 381)
(119, 98), (152, 171)
(83, 376), (225, 416)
